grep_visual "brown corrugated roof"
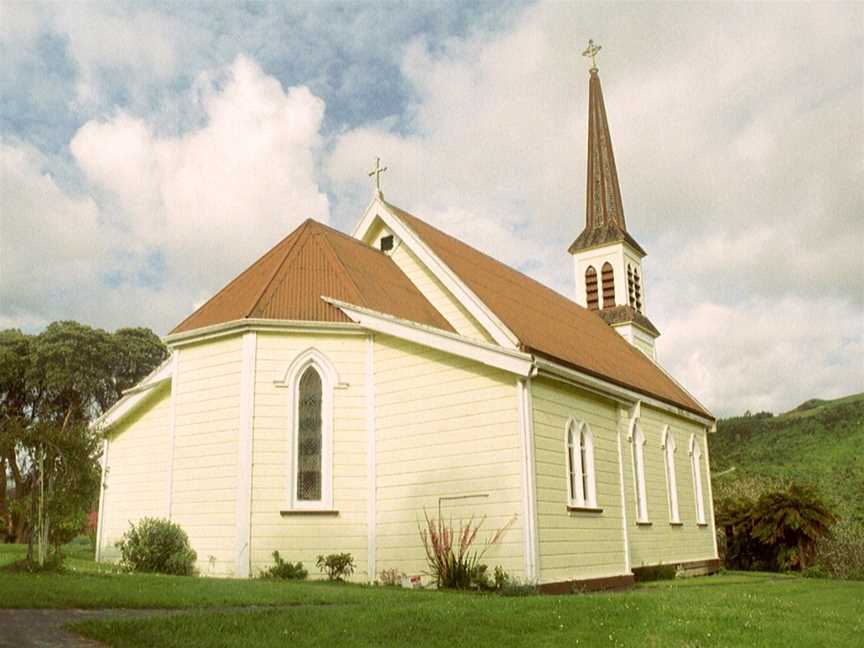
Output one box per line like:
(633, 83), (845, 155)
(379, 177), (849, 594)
(171, 219), (455, 335)
(387, 202), (710, 418)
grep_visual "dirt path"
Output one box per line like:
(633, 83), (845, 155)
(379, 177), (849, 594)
(0, 608), (184, 647)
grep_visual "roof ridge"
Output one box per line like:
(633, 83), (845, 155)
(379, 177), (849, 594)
(170, 223), (307, 333)
(316, 228), (370, 309)
(247, 220), (312, 317)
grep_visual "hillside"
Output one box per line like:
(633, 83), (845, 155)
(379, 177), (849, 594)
(709, 393), (864, 526)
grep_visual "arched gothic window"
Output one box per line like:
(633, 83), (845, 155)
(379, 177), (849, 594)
(662, 427), (680, 523)
(585, 266), (599, 310)
(277, 348), (337, 510)
(631, 421), (648, 522)
(601, 262), (615, 308)
(566, 419), (596, 508)
(690, 434), (706, 525)
(297, 367), (323, 502)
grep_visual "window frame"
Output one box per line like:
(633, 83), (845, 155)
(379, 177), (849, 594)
(690, 433), (706, 525)
(565, 418), (597, 509)
(662, 426), (681, 524)
(277, 348), (337, 511)
(629, 418), (649, 523)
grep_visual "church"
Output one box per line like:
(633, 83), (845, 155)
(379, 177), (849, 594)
(95, 44), (719, 591)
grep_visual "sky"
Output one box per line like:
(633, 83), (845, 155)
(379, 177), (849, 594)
(1, 1), (861, 416)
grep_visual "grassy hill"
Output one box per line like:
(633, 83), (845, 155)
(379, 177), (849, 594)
(709, 393), (864, 526)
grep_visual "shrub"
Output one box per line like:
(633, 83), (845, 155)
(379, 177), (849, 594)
(418, 511), (515, 590)
(632, 564), (677, 583)
(316, 553), (355, 580)
(379, 567), (405, 587)
(260, 551), (307, 580)
(813, 522), (864, 581)
(116, 517), (197, 576)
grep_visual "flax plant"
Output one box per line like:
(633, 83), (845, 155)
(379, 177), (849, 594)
(419, 511), (515, 589)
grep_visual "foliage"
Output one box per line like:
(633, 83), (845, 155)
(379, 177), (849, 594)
(116, 518), (197, 576)
(632, 564), (677, 583)
(316, 553), (355, 581)
(0, 321), (167, 544)
(813, 522), (864, 581)
(418, 511), (515, 590)
(379, 567), (405, 587)
(260, 551), (307, 580)
(716, 484), (836, 572)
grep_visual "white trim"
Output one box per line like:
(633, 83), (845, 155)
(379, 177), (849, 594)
(701, 427), (720, 558)
(281, 348), (337, 511)
(533, 356), (713, 426)
(629, 413), (649, 524)
(689, 433), (707, 525)
(323, 296), (533, 378)
(615, 406), (631, 573)
(91, 356), (174, 431)
(166, 350), (180, 520)
(517, 378), (539, 583)
(352, 199), (520, 349)
(365, 334), (377, 583)
(95, 437), (109, 563)
(164, 319), (365, 348)
(235, 332), (256, 578)
(661, 425), (681, 524)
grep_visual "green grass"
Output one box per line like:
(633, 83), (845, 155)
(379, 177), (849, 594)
(70, 573), (864, 647)
(709, 392), (864, 525)
(2, 543), (862, 646)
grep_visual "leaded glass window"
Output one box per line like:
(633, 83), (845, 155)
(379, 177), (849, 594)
(297, 366), (322, 501)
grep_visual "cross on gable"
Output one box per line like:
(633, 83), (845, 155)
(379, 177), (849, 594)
(368, 157), (388, 196)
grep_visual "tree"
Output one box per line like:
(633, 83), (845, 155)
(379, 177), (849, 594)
(750, 483), (837, 571)
(0, 321), (167, 544)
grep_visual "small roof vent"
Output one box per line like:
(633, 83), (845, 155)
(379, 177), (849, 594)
(380, 235), (394, 252)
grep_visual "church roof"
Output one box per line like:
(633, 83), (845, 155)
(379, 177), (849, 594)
(386, 202), (709, 418)
(170, 219), (455, 335)
(569, 68), (646, 257)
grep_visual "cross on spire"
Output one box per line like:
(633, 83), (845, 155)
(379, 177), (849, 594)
(368, 157), (388, 197)
(582, 39), (601, 71)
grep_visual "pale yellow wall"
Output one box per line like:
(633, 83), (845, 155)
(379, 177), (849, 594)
(531, 377), (629, 583)
(249, 332), (369, 580)
(99, 384), (172, 561)
(388, 237), (494, 343)
(374, 334), (524, 581)
(623, 405), (716, 567)
(171, 335), (242, 576)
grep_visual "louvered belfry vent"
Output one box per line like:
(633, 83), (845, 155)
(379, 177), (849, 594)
(601, 262), (615, 308)
(585, 266), (599, 310)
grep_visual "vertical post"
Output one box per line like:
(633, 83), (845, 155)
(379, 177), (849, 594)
(517, 378), (539, 582)
(366, 334), (377, 583)
(236, 332), (257, 578)
(166, 351), (180, 519)
(95, 437), (109, 563)
(616, 405), (632, 573)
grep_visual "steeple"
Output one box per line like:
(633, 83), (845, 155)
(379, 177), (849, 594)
(569, 44), (645, 257)
(568, 40), (659, 361)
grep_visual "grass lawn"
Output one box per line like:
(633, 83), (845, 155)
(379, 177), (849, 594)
(2, 544), (862, 647)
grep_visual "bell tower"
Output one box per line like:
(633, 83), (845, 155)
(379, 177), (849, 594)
(569, 40), (660, 360)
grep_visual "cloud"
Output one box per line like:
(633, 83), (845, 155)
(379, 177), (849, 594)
(327, 1), (863, 413)
(2, 55), (329, 333)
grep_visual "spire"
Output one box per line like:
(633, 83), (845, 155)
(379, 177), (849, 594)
(569, 40), (645, 256)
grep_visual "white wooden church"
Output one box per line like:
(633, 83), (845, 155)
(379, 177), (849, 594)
(95, 47), (718, 591)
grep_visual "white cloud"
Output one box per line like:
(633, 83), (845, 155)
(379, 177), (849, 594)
(2, 55), (329, 333)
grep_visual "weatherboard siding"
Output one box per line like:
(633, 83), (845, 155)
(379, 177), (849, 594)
(99, 384), (172, 562)
(249, 332), (369, 580)
(170, 335), (242, 576)
(623, 405), (716, 567)
(373, 335), (524, 580)
(387, 233), (493, 343)
(530, 377), (629, 583)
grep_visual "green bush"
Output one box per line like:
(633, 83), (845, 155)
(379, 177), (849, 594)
(260, 551), (307, 580)
(632, 564), (677, 583)
(116, 518), (197, 576)
(814, 522), (864, 581)
(316, 553), (354, 581)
